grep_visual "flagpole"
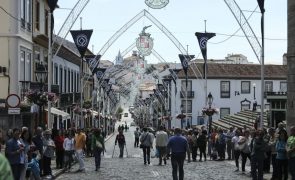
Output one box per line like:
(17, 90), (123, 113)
(260, 5), (265, 128)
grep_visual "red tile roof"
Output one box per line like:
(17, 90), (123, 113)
(176, 63), (287, 80)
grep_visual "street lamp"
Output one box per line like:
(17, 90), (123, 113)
(180, 104), (184, 129)
(207, 92), (213, 134)
(35, 62), (48, 128)
(253, 83), (256, 100)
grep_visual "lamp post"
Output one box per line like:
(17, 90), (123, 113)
(207, 92), (213, 134)
(180, 104), (184, 129)
(35, 62), (48, 128)
(253, 83), (256, 100)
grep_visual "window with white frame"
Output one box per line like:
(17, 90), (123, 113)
(241, 81), (250, 94)
(181, 80), (192, 91)
(181, 100), (192, 113)
(265, 81), (273, 92)
(220, 108), (230, 119)
(280, 82), (287, 92)
(20, 48), (32, 81)
(220, 81), (230, 98)
(20, 0), (32, 31)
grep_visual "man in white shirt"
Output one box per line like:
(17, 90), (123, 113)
(156, 126), (168, 165)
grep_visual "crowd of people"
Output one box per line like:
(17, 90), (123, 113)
(0, 126), (110, 180)
(0, 122), (295, 180)
(125, 123), (295, 180)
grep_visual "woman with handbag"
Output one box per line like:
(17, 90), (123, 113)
(91, 128), (105, 171)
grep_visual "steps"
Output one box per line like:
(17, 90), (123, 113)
(212, 110), (269, 131)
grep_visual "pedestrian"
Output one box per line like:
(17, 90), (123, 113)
(5, 128), (24, 180)
(42, 129), (55, 177)
(167, 128), (188, 180)
(0, 153), (14, 180)
(27, 152), (41, 180)
(156, 126), (168, 165)
(226, 127), (235, 160)
(54, 129), (65, 169)
(191, 130), (199, 162)
(125, 124), (128, 132)
(92, 128), (105, 171)
(197, 130), (207, 161)
(74, 128), (86, 172)
(19, 127), (33, 180)
(32, 127), (44, 177)
(140, 127), (153, 165)
(115, 130), (126, 158)
(134, 127), (141, 148)
(216, 128), (226, 161)
(250, 129), (266, 180)
(232, 130), (241, 171)
(263, 128), (271, 173)
(268, 127), (278, 180)
(63, 131), (75, 172)
(287, 126), (295, 180)
(86, 129), (93, 157)
(239, 129), (252, 174)
(276, 129), (289, 180)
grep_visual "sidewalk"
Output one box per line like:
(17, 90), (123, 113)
(51, 132), (115, 179)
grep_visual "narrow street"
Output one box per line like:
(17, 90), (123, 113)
(56, 126), (254, 180)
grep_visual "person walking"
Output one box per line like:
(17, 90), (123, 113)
(140, 127), (153, 165)
(239, 129), (252, 174)
(197, 130), (207, 161)
(250, 129), (267, 180)
(5, 128), (24, 180)
(226, 127), (235, 160)
(156, 126), (168, 165)
(32, 127), (44, 176)
(134, 127), (141, 148)
(92, 128), (105, 171)
(54, 130), (64, 169)
(268, 128), (278, 180)
(191, 130), (199, 162)
(276, 130), (289, 180)
(42, 129), (55, 177)
(0, 153), (14, 180)
(115, 130), (126, 158)
(287, 126), (295, 180)
(74, 129), (86, 172)
(167, 128), (188, 180)
(63, 131), (75, 172)
(232, 130), (241, 171)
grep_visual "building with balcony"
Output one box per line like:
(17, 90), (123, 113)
(167, 63), (287, 128)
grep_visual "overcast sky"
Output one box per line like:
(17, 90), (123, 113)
(54, 0), (287, 65)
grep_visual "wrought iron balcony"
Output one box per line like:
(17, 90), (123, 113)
(180, 91), (194, 98)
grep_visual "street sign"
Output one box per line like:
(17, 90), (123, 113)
(6, 94), (20, 108)
(8, 108), (20, 114)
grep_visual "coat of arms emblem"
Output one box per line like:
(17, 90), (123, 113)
(136, 25), (154, 56)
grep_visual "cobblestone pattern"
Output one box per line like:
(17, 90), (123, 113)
(56, 127), (267, 180)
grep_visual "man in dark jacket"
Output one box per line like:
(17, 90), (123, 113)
(250, 129), (266, 180)
(167, 128), (188, 180)
(115, 130), (126, 158)
(32, 127), (44, 176)
(5, 128), (23, 180)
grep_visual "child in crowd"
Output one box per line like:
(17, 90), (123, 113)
(27, 152), (41, 180)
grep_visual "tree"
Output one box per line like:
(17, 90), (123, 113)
(287, 0), (295, 129)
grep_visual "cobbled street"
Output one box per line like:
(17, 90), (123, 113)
(56, 126), (258, 180)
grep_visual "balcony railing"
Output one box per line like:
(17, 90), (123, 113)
(19, 81), (59, 100)
(180, 91), (194, 98)
(60, 92), (81, 107)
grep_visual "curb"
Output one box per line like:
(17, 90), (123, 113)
(52, 132), (115, 179)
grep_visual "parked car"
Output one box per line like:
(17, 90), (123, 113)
(130, 122), (136, 126)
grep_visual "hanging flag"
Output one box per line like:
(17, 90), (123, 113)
(178, 54), (195, 75)
(195, 32), (215, 77)
(257, 0), (265, 13)
(169, 69), (178, 84)
(85, 55), (101, 74)
(96, 68), (106, 80)
(70, 29), (93, 58)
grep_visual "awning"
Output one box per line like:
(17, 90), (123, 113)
(45, 107), (70, 119)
